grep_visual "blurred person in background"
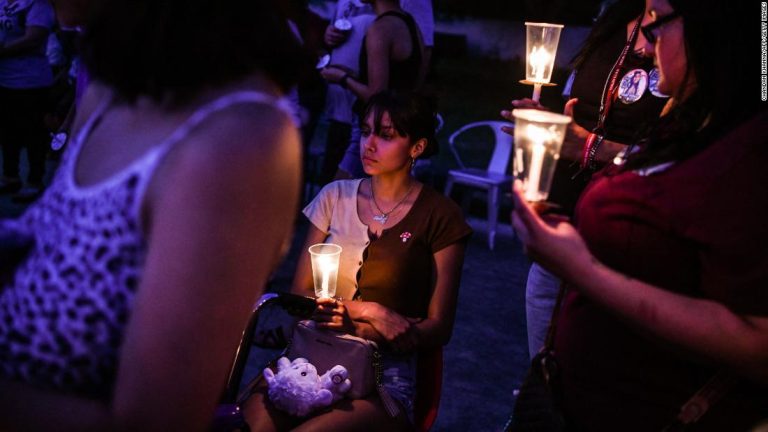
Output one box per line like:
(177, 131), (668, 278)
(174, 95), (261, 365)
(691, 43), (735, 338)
(0, 0), (56, 202)
(320, 0), (430, 180)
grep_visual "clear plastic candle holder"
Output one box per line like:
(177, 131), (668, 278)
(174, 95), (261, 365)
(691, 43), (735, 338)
(511, 109), (572, 202)
(308, 243), (342, 299)
(524, 22), (564, 84)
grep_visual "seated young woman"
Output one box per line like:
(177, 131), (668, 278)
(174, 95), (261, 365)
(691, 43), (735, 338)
(243, 90), (472, 431)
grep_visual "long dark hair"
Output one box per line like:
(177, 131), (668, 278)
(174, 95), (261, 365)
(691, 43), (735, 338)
(81, 0), (312, 105)
(624, 0), (762, 169)
(571, 0), (644, 72)
(362, 91), (439, 159)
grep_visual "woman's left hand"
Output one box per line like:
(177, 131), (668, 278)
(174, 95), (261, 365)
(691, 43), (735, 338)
(312, 297), (356, 334)
(511, 180), (593, 284)
(362, 303), (419, 352)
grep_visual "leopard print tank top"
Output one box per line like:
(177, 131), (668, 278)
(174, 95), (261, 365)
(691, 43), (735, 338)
(0, 90), (293, 397)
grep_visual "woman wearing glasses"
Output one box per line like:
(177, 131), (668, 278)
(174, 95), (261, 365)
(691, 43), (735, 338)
(502, 0), (669, 360)
(512, 0), (768, 429)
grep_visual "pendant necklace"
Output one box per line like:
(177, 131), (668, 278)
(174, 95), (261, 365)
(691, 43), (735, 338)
(369, 178), (415, 224)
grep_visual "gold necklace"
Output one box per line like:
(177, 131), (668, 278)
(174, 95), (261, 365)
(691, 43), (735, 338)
(369, 178), (415, 224)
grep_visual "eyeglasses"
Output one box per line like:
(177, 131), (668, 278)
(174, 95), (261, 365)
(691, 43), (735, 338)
(640, 12), (681, 44)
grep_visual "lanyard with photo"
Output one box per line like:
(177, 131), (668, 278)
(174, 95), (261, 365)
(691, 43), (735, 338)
(579, 14), (643, 171)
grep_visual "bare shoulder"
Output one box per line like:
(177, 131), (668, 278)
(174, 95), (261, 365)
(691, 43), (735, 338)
(374, 13), (409, 29)
(368, 14), (407, 39)
(179, 101), (298, 179)
(149, 99), (301, 215)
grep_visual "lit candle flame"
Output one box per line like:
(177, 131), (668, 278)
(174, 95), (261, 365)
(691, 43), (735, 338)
(524, 124), (551, 202)
(526, 123), (552, 143)
(317, 254), (333, 298)
(529, 46), (552, 82)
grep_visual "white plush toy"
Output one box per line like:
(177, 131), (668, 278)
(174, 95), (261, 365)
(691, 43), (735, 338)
(263, 357), (352, 417)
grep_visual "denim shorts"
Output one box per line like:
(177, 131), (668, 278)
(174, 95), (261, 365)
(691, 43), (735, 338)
(380, 351), (417, 423)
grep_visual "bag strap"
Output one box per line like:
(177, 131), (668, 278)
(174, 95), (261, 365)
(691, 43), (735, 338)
(373, 350), (401, 418)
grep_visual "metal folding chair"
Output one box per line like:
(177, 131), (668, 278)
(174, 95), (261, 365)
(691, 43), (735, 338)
(444, 121), (514, 250)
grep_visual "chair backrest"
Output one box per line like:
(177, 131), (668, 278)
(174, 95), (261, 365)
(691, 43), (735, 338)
(435, 112), (445, 133)
(448, 120), (514, 175)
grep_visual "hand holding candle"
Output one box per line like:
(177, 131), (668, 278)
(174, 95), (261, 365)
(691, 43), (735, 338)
(308, 243), (342, 299)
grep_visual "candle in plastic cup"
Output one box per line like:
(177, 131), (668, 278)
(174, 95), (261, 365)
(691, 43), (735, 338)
(511, 109), (571, 202)
(308, 243), (342, 298)
(524, 22), (564, 84)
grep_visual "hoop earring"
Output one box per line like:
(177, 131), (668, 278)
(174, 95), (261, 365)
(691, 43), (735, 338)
(410, 157), (416, 169)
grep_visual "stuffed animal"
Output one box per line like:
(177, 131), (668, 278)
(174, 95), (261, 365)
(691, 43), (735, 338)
(263, 357), (352, 417)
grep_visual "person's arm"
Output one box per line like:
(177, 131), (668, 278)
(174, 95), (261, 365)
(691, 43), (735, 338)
(408, 242), (465, 349)
(320, 21), (390, 103)
(510, 181), (768, 383)
(0, 102), (301, 431)
(353, 21), (389, 101)
(0, 26), (49, 58)
(323, 23), (349, 48)
(111, 105), (301, 431)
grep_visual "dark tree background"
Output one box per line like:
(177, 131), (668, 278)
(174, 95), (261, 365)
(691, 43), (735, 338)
(435, 0), (604, 25)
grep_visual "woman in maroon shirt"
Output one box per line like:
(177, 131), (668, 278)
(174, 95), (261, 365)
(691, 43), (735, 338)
(511, 0), (768, 430)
